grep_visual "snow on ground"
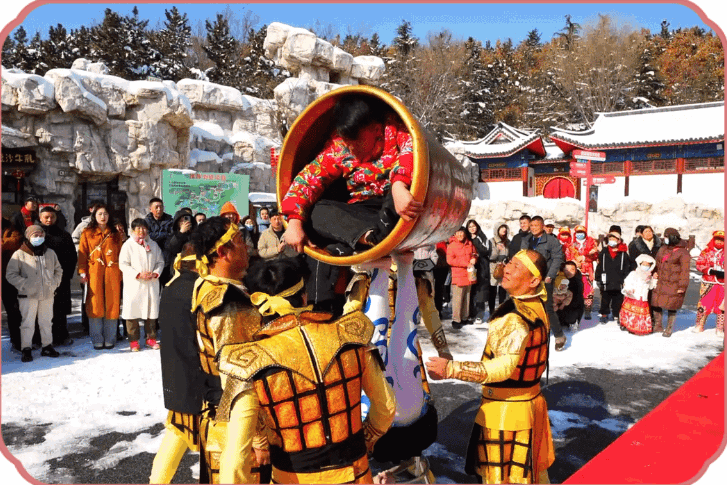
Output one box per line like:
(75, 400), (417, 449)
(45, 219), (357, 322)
(0, 305), (724, 483)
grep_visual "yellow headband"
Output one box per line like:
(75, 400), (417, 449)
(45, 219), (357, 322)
(512, 250), (547, 302)
(250, 278), (313, 317)
(514, 250), (541, 279)
(195, 224), (240, 278)
(166, 253), (197, 286)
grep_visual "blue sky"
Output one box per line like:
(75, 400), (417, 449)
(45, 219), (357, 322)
(1, 1), (724, 47)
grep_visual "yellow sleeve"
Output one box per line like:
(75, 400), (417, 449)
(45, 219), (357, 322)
(361, 350), (396, 452)
(219, 388), (260, 484)
(445, 315), (530, 384)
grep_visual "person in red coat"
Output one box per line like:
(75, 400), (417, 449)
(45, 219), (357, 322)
(566, 225), (599, 320)
(694, 230), (724, 335)
(446, 227), (477, 329)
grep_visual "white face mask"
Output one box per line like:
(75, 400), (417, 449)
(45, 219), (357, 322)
(245, 224), (255, 231)
(608, 240), (618, 247)
(30, 236), (45, 247)
(575, 233), (585, 241)
(638, 264), (652, 272)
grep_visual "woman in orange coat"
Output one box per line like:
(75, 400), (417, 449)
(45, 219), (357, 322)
(78, 203), (123, 350)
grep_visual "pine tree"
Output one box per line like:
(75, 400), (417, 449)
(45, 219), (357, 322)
(150, 6), (193, 81)
(660, 20), (671, 40)
(238, 24), (289, 98)
(25, 32), (44, 74)
(68, 26), (93, 61)
(40, 24), (75, 72)
(630, 33), (666, 108)
(555, 14), (581, 50)
(460, 37), (495, 139)
(120, 6), (158, 79)
(90, 9), (126, 76)
(391, 20), (418, 57)
(2, 30), (18, 68)
(203, 13), (241, 86)
(526, 29), (542, 48)
(368, 32), (386, 57)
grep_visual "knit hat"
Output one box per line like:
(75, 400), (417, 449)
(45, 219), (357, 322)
(219, 201), (240, 223)
(25, 225), (44, 239)
(609, 225), (622, 235)
(607, 231), (622, 241)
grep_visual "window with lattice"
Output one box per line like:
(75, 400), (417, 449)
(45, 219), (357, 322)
(684, 157), (724, 173)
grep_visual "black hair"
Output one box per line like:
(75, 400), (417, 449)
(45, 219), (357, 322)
(244, 257), (311, 318)
(519, 214), (531, 222)
(194, 212), (206, 219)
(180, 207), (193, 214)
(89, 199), (104, 211)
(498, 224), (509, 237)
(190, 216), (233, 264)
(268, 207), (280, 218)
(130, 218), (148, 230)
(609, 224), (622, 235)
(333, 94), (389, 140)
(466, 219), (482, 233)
(531, 215), (544, 223)
(635, 225), (645, 235)
(149, 197), (163, 206)
(564, 260), (578, 270)
(86, 203), (118, 233)
(39, 206), (56, 213)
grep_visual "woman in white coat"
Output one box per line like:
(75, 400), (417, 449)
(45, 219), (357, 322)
(119, 218), (164, 351)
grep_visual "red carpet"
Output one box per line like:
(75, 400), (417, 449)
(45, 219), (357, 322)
(565, 352), (725, 484)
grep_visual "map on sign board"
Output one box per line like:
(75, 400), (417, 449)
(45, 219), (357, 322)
(162, 170), (249, 217)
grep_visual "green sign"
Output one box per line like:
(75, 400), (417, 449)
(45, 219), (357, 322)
(162, 170), (249, 218)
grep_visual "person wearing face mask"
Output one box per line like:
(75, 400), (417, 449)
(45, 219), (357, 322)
(6, 225), (63, 362)
(651, 228), (691, 337)
(566, 225), (599, 320)
(595, 232), (631, 326)
(693, 230), (724, 336)
(163, 209), (198, 280)
(619, 254), (657, 335)
(241, 215), (260, 247)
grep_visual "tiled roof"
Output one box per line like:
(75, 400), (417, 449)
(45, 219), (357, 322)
(445, 122), (545, 158)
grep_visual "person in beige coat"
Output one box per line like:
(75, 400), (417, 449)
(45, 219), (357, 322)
(257, 209), (298, 260)
(6, 225), (63, 362)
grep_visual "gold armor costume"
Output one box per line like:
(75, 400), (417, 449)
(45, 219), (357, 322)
(445, 297), (554, 484)
(192, 275), (267, 484)
(217, 310), (397, 484)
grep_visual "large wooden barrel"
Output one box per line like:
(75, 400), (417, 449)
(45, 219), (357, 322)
(277, 85), (473, 265)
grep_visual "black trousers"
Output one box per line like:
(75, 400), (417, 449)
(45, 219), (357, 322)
(433, 267), (449, 314)
(546, 281), (564, 338)
(469, 279), (489, 320)
(599, 289), (624, 318)
(2, 278), (22, 350)
(488, 284), (507, 314)
(557, 305), (584, 327)
(308, 193), (398, 248)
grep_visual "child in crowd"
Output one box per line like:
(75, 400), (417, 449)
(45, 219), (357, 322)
(281, 93), (423, 256)
(620, 254), (657, 335)
(552, 272), (573, 312)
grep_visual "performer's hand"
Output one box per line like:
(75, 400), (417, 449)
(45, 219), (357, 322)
(392, 181), (424, 221)
(374, 471), (396, 484)
(79, 273), (89, 284)
(283, 219), (310, 253)
(253, 447), (271, 466)
(425, 356), (450, 380)
(545, 276), (552, 284)
(677, 289), (685, 294)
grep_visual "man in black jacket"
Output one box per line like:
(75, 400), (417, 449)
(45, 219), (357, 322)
(150, 243), (206, 483)
(595, 231), (632, 325)
(39, 207), (77, 346)
(144, 197), (174, 253)
(508, 214), (531, 260)
(521, 215), (566, 350)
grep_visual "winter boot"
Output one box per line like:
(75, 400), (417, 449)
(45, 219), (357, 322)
(40, 345), (60, 358)
(716, 311), (724, 336)
(692, 306), (707, 333)
(21, 347), (33, 363)
(652, 310), (664, 333)
(599, 315), (608, 325)
(662, 311), (677, 338)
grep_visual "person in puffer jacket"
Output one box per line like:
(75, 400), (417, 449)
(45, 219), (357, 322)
(6, 225), (63, 363)
(595, 231), (631, 326)
(446, 226), (477, 329)
(693, 230), (724, 335)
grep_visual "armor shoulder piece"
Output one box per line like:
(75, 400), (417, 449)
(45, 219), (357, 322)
(192, 278), (229, 314)
(218, 330), (318, 383)
(336, 310), (375, 343)
(307, 310), (374, 377)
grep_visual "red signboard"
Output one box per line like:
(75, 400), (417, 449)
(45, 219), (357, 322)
(572, 149), (607, 161)
(569, 168), (589, 178)
(569, 161), (589, 171)
(592, 175), (616, 184)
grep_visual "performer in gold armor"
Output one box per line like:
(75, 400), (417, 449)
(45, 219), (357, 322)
(215, 257), (397, 484)
(188, 216), (270, 483)
(426, 250), (555, 484)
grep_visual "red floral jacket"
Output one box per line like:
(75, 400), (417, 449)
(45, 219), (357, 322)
(281, 113), (414, 221)
(696, 237), (724, 283)
(566, 236), (599, 277)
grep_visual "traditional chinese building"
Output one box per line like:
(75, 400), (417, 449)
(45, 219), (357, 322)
(446, 101), (725, 206)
